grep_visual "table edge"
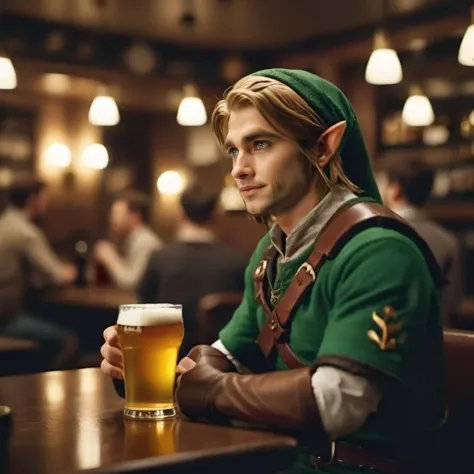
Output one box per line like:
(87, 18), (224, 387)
(83, 436), (298, 474)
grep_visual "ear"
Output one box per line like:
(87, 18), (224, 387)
(315, 121), (347, 169)
(208, 210), (219, 222)
(177, 206), (185, 221)
(26, 194), (36, 211)
(392, 181), (404, 201)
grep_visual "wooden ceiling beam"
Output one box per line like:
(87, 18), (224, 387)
(280, 13), (467, 69)
(7, 57), (223, 112)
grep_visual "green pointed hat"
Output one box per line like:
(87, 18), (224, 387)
(252, 68), (381, 203)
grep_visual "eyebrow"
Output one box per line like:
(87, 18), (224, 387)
(224, 130), (282, 149)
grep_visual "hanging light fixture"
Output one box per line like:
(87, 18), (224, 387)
(0, 53), (17, 90)
(220, 174), (245, 211)
(45, 142), (72, 168)
(81, 144), (109, 170)
(88, 86), (120, 126)
(402, 85), (435, 127)
(365, 30), (403, 85)
(458, 7), (474, 66)
(176, 84), (207, 126)
(156, 170), (185, 195)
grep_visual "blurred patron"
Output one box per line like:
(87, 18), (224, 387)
(376, 162), (463, 326)
(94, 189), (162, 290)
(137, 185), (248, 354)
(0, 178), (78, 368)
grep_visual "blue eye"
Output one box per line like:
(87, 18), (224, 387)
(254, 141), (270, 150)
(227, 147), (238, 158)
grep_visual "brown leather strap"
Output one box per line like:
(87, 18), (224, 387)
(311, 441), (406, 474)
(253, 245), (312, 368)
(253, 249), (274, 318)
(255, 200), (444, 369)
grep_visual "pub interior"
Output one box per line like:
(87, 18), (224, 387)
(0, 0), (474, 473)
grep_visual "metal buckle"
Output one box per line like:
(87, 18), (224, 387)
(254, 259), (268, 278)
(310, 442), (336, 468)
(268, 318), (287, 339)
(297, 261), (316, 282)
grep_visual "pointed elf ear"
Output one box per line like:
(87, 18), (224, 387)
(315, 121), (347, 169)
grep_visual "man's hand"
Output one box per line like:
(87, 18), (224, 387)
(176, 345), (233, 387)
(100, 325), (124, 380)
(177, 361), (321, 432)
(59, 263), (77, 284)
(177, 357), (197, 376)
(176, 357), (197, 388)
(94, 240), (118, 265)
(175, 345), (237, 418)
(176, 358), (226, 420)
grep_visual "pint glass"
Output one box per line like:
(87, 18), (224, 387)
(117, 304), (184, 420)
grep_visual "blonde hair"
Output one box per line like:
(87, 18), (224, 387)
(212, 75), (359, 195)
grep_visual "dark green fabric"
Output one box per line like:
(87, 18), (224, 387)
(219, 198), (445, 474)
(252, 68), (382, 203)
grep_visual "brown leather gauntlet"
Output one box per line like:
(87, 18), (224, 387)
(185, 345), (237, 373)
(177, 363), (324, 434)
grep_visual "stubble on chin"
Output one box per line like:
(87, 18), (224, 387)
(264, 178), (310, 216)
(245, 183), (277, 217)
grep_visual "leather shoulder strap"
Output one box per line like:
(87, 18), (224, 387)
(256, 200), (444, 369)
(315, 201), (444, 286)
(253, 243), (277, 313)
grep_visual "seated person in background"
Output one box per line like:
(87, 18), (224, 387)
(94, 189), (162, 291)
(137, 185), (248, 356)
(0, 178), (78, 368)
(376, 162), (463, 327)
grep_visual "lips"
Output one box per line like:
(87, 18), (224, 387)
(239, 185), (265, 192)
(239, 185), (265, 197)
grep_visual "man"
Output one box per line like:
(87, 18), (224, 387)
(376, 163), (463, 327)
(94, 189), (162, 290)
(137, 185), (248, 356)
(100, 70), (445, 473)
(0, 178), (78, 368)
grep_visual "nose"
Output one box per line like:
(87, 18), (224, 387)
(231, 151), (255, 180)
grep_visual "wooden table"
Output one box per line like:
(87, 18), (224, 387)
(0, 337), (37, 352)
(458, 297), (474, 318)
(37, 287), (138, 355)
(451, 297), (474, 330)
(0, 337), (40, 376)
(0, 369), (297, 474)
(41, 286), (137, 310)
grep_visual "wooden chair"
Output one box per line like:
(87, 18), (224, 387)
(434, 329), (474, 473)
(0, 336), (39, 376)
(443, 329), (474, 411)
(196, 292), (243, 345)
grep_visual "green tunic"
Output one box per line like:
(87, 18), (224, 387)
(219, 198), (445, 474)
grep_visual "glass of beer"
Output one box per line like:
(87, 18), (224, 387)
(117, 303), (184, 420)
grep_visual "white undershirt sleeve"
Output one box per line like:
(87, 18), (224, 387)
(211, 339), (253, 374)
(211, 339), (383, 438)
(311, 366), (382, 438)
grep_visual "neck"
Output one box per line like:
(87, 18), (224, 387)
(181, 220), (214, 235)
(127, 221), (143, 236)
(178, 220), (215, 241)
(14, 206), (33, 220)
(273, 185), (327, 235)
(390, 198), (412, 212)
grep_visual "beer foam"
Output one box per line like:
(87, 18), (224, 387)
(117, 304), (182, 327)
